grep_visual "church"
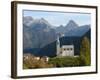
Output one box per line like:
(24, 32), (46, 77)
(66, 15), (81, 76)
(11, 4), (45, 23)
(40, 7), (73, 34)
(56, 35), (74, 57)
(37, 28), (90, 57)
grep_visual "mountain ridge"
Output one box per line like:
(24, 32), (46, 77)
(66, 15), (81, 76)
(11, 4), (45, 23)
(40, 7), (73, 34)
(23, 16), (90, 50)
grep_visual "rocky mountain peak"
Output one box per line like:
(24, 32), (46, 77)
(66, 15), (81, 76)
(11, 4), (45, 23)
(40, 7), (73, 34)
(66, 20), (79, 28)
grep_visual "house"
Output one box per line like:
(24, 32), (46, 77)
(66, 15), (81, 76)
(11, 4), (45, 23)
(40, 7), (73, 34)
(23, 53), (41, 61)
(40, 56), (49, 62)
(34, 57), (40, 60)
(23, 53), (32, 60)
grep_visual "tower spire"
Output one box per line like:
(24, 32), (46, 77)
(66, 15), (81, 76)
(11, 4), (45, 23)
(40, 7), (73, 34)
(56, 35), (60, 56)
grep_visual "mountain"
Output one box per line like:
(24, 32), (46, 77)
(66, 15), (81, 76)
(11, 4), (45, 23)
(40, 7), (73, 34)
(23, 16), (34, 27)
(55, 20), (78, 34)
(55, 25), (65, 34)
(23, 17), (91, 57)
(64, 20), (78, 32)
(38, 28), (91, 57)
(65, 25), (90, 37)
(23, 16), (57, 49)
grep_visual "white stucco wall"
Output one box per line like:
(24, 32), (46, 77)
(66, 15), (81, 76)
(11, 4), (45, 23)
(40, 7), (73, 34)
(61, 45), (74, 56)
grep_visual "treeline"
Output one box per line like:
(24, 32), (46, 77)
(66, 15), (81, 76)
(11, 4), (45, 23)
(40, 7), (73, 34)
(23, 36), (91, 69)
(48, 36), (91, 67)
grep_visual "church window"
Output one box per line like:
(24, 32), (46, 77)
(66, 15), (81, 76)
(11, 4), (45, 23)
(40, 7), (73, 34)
(67, 48), (69, 50)
(70, 48), (73, 50)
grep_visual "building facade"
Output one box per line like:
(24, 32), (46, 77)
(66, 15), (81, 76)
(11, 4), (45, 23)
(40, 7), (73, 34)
(56, 36), (74, 57)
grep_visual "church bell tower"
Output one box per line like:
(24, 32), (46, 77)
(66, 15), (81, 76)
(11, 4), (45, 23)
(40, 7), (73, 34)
(56, 35), (60, 56)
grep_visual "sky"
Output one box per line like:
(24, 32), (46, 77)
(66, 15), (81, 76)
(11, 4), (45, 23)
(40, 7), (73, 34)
(23, 10), (91, 26)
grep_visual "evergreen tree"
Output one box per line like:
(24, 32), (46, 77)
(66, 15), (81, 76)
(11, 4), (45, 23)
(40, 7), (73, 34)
(80, 37), (91, 66)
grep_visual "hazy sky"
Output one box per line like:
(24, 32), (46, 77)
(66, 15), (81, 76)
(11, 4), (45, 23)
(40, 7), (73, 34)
(23, 10), (91, 26)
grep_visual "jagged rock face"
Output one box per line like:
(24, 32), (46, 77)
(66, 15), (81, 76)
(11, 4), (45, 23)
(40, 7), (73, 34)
(55, 20), (79, 34)
(23, 16), (57, 49)
(65, 25), (90, 37)
(65, 20), (79, 30)
(23, 16), (90, 57)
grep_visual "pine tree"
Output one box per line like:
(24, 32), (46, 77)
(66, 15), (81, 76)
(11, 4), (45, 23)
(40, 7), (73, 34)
(80, 37), (91, 66)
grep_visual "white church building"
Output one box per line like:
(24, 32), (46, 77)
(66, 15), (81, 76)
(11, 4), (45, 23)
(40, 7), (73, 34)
(56, 36), (74, 57)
